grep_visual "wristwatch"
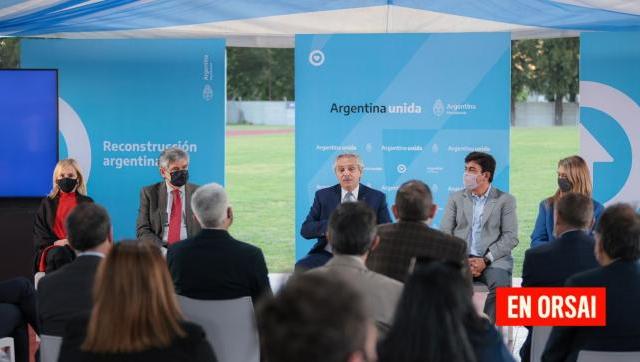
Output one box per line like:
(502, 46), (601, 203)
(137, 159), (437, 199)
(483, 255), (492, 266)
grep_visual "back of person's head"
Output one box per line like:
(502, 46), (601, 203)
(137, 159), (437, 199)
(394, 180), (434, 221)
(83, 240), (185, 353)
(328, 202), (377, 256)
(379, 260), (478, 362)
(555, 192), (594, 229)
(595, 203), (640, 261)
(191, 183), (229, 228)
(65, 203), (111, 252)
(464, 152), (496, 182)
(257, 273), (372, 362)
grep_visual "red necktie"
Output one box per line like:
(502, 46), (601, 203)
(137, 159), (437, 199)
(168, 189), (182, 245)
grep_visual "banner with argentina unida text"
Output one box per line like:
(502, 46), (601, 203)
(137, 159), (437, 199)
(22, 39), (225, 240)
(295, 33), (511, 261)
(580, 32), (640, 208)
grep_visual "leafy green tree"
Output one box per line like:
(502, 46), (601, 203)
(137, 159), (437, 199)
(511, 39), (538, 125)
(0, 37), (20, 68)
(227, 47), (293, 100)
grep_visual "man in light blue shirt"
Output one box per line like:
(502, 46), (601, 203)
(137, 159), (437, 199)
(440, 152), (518, 322)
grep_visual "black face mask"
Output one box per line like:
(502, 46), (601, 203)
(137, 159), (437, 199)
(170, 170), (189, 187)
(57, 177), (78, 193)
(558, 177), (572, 192)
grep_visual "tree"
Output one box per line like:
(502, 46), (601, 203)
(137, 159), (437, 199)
(227, 47), (293, 101)
(511, 39), (538, 125)
(0, 37), (20, 68)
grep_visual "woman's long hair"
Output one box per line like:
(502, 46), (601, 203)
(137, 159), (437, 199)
(550, 155), (593, 204)
(378, 260), (480, 362)
(82, 240), (185, 353)
(48, 158), (87, 198)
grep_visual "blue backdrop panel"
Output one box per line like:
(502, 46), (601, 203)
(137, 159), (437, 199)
(580, 32), (640, 206)
(295, 33), (511, 261)
(0, 69), (58, 197)
(22, 39), (225, 240)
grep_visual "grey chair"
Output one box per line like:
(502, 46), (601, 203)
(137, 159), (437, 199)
(40, 335), (62, 362)
(177, 295), (259, 362)
(577, 350), (640, 362)
(530, 326), (552, 362)
(0, 337), (15, 362)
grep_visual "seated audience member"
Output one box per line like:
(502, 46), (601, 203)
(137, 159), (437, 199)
(520, 193), (599, 361)
(297, 153), (391, 271)
(440, 151), (518, 322)
(33, 158), (93, 272)
(136, 147), (200, 246)
(58, 240), (218, 362)
(309, 202), (402, 334)
(378, 259), (514, 362)
(530, 155), (603, 248)
(257, 273), (377, 362)
(0, 277), (39, 362)
(542, 204), (640, 362)
(37, 203), (112, 336)
(167, 183), (271, 303)
(367, 180), (467, 282)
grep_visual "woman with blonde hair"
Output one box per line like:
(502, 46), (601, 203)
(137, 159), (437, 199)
(58, 240), (217, 362)
(530, 155), (604, 247)
(33, 158), (93, 272)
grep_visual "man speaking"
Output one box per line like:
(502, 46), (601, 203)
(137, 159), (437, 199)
(297, 153), (391, 271)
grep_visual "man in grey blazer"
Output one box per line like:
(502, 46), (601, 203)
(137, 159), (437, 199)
(310, 201), (403, 335)
(440, 151), (518, 321)
(136, 147), (200, 246)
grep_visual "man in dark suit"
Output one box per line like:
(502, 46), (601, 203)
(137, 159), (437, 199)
(167, 183), (271, 303)
(519, 193), (599, 361)
(367, 180), (467, 282)
(297, 153), (391, 271)
(37, 203), (112, 336)
(542, 203), (640, 362)
(136, 147), (200, 246)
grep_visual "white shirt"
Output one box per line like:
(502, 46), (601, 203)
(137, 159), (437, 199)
(77, 251), (105, 258)
(341, 185), (360, 203)
(162, 182), (187, 242)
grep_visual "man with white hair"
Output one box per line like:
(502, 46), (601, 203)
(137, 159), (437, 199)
(136, 147), (201, 246)
(167, 183), (271, 302)
(297, 153), (391, 271)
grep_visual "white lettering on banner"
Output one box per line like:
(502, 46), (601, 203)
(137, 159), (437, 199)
(508, 295), (531, 319)
(315, 145), (357, 152)
(102, 140), (199, 169)
(447, 145), (491, 153)
(381, 145), (424, 152)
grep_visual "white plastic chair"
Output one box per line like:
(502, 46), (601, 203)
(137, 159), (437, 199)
(34, 272), (46, 290)
(40, 335), (63, 362)
(0, 337), (14, 362)
(530, 326), (553, 362)
(177, 295), (259, 362)
(577, 350), (640, 362)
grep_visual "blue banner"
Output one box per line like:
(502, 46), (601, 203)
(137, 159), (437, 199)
(295, 33), (511, 261)
(22, 39), (226, 240)
(580, 32), (640, 207)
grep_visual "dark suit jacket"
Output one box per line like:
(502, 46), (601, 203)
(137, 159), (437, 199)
(367, 221), (467, 282)
(520, 230), (599, 361)
(542, 260), (640, 362)
(136, 182), (201, 246)
(37, 255), (102, 336)
(522, 230), (599, 287)
(33, 193), (93, 269)
(301, 183), (391, 254)
(167, 229), (271, 303)
(59, 316), (217, 362)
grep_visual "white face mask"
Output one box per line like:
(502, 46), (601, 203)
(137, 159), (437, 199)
(463, 173), (479, 191)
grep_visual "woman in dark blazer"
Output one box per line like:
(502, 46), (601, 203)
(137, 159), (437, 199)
(530, 155), (604, 248)
(58, 240), (217, 362)
(33, 159), (92, 272)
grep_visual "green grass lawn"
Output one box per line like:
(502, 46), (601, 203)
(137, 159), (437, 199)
(226, 125), (579, 274)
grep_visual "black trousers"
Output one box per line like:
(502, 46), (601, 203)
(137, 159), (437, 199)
(0, 277), (39, 362)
